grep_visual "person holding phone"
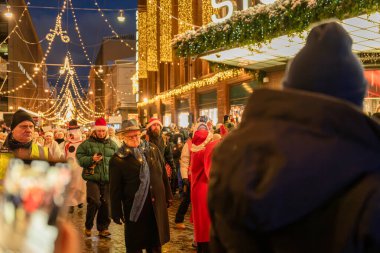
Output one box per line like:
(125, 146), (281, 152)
(76, 117), (118, 238)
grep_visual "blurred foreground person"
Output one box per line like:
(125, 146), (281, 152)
(110, 119), (173, 253)
(209, 22), (380, 253)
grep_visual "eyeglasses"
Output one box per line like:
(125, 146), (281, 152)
(125, 135), (140, 140)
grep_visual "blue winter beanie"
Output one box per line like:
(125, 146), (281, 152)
(283, 22), (367, 107)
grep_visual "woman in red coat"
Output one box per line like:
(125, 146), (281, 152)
(190, 122), (214, 253)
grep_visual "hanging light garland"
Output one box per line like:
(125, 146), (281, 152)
(178, 0), (193, 34)
(138, 69), (242, 107)
(137, 11), (147, 79)
(159, 0), (172, 62)
(69, 0), (133, 96)
(45, 13), (70, 43)
(202, 0), (218, 25)
(0, 6), (28, 48)
(93, 0), (134, 50)
(147, 0), (158, 71)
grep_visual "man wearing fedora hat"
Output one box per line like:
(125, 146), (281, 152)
(109, 119), (172, 253)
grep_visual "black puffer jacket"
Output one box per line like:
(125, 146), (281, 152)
(208, 89), (380, 253)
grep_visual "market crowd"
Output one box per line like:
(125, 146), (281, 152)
(1, 21), (380, 253)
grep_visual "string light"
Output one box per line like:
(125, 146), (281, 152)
(59, 56), (74, 75)
(46, 14), (70, 43)
(138, 69), (242, 107)
(178, 0), (193, 34)
(159, 0), (172, 62)
(93, 0), (134, 50)
(69, 0), (132, 97)
(202, 0), (218, 25)
(147, 0), (158, 71)
(0, 7), (27, 48)
(137, 11), (147, 79)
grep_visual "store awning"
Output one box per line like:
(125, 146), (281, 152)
(200, 13), (380, 70)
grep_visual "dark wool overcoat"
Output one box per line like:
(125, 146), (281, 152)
(208, 89), (380, 253)
(109, 142), (173, 249)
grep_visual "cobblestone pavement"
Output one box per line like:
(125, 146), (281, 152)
(69, 196), (196, 253)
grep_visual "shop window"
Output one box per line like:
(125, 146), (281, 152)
(229, 81), (262, 106)
(199, 108), (218, 125)
(198, 90), (217, 123)
(163, 113), (172, 126)
(178, 112), (189, 128)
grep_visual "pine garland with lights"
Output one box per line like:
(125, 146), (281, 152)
(173, 0), (380, 57)
(137, 69), (242, 107)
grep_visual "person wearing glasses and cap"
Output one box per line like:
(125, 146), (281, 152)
(109, 119), (173, 253)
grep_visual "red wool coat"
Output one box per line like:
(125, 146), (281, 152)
(190, 129), (215, 243)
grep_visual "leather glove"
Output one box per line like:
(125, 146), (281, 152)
(182, 178), (189, 193)
(112, 217), (125, 225)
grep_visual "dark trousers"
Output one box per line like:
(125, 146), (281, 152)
(126, 246), (162, 253)
(175, 181), (191, 223)
(197, 242), (210, 253)
(85, 181), (111, 231)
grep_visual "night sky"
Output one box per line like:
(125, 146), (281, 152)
(28, 0), (137, 90)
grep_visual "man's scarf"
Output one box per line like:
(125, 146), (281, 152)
(118, 140), (151, 222)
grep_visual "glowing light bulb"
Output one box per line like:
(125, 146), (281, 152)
(117, 10), (126, 22)
(4, 6), (13, 18)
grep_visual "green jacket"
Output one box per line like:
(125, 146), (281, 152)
(76, 135), (118, 183)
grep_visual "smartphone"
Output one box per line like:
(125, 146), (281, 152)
(0, 159), (72, 253)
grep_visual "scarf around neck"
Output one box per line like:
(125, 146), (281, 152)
(5, 133), (32, 150)
(120, 140), (151, 222)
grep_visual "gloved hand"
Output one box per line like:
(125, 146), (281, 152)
(182, 178), (189, 193)
(112, 217), (125, 225)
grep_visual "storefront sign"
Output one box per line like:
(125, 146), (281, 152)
(211, 0), (251, 23)
(17, 62), (37, 87)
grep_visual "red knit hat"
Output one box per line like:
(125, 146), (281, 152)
(94, 117), (108, 130)
(146, 117), (163, 129)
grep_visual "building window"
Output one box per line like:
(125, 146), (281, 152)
(163, 113), (171, 126)
(178, 112), (189, 128)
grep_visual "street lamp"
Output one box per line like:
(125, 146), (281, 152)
(34, 65), (40, 73)
(4, 6), (13, 18)
(98, 66), (104, 74)
(89, 90), (94, 95)
(117, 10), (125, 23)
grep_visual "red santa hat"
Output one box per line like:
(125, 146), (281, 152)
(145, 117), (163, 129)
(94, 117), (108, 130)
